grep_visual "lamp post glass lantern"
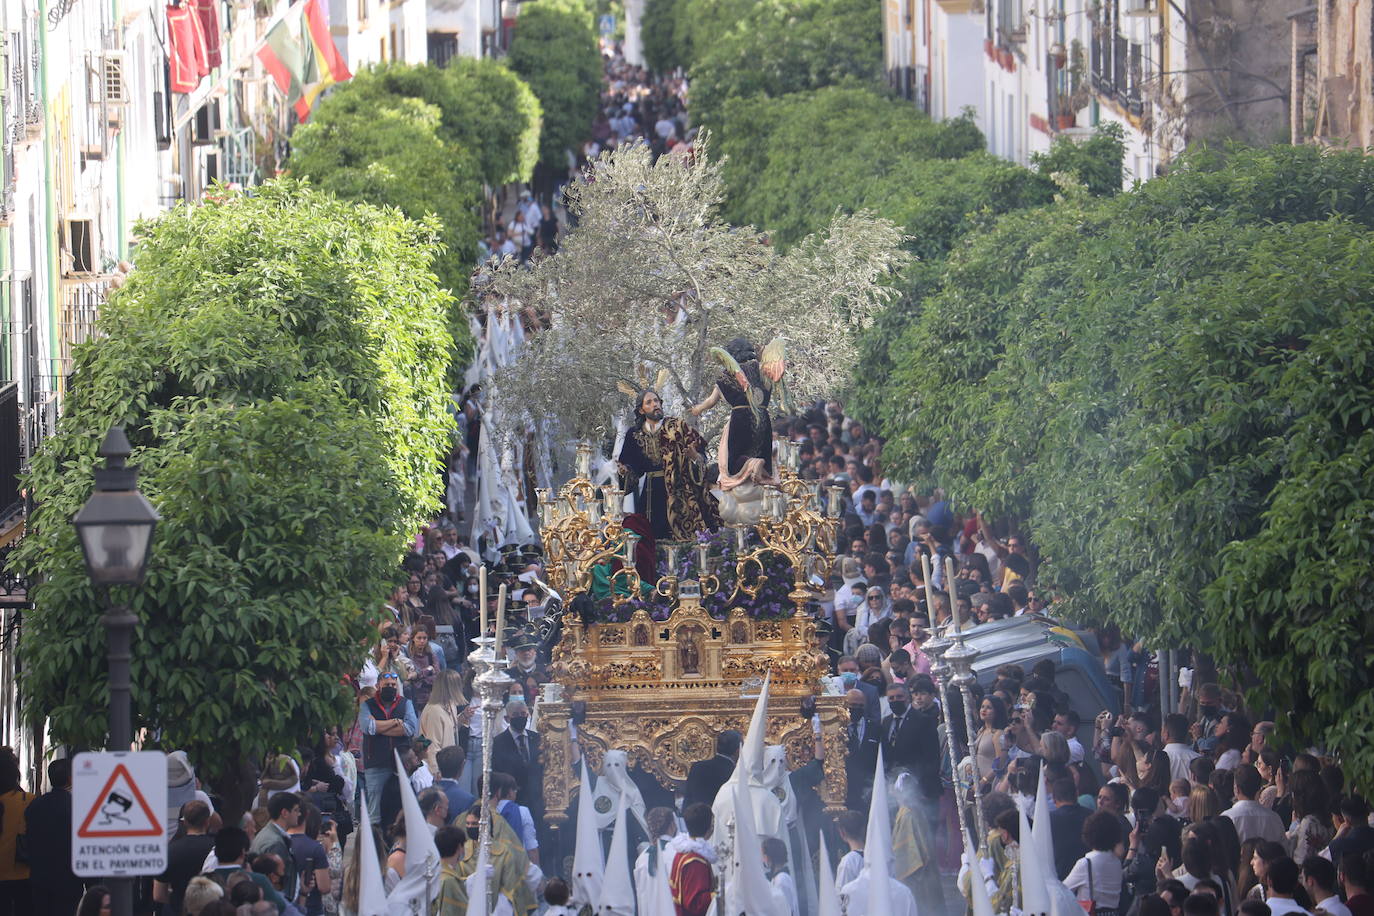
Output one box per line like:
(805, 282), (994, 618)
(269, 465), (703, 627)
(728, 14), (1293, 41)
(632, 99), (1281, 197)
(72, 427), (160, 585)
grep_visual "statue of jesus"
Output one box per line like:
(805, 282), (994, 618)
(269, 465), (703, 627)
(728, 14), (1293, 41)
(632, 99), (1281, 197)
(616, 388), (721, 542)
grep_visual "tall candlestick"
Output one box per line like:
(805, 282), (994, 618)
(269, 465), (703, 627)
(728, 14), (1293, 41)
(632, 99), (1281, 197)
(945, 555), (961, 631)
(920, 553), (937, 623)
(494, 583), (507, 655)
(478, 565), (488, 640)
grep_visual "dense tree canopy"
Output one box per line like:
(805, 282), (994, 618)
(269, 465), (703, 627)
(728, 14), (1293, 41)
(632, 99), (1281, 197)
(875, 145), (1374, 787)
(687, 0), (881, 134)
(640, 0), (681, 72)
(288, 93), (481, 289)
(341, 60), (543, 188)
(13, 183), (454, 819)
(288, 86), (483, 373)
(508, 0), (602, 170)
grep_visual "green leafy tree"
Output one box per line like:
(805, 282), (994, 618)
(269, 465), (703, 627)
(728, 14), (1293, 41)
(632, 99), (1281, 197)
(641, 0), (681, 72)
(1029, 121), (1126, 196)
(508, 0), (602, 171)
(344, 60), (543, 188)
(687, 0), (882, 134)
(287, 90), (480, 373)
(717, 87), (987, 248)
(713, 88), (1125, 428)
(287, 92), (480, 290)
(12, 183), (454, 821)
(669, 0), (753, 71)
(876, 144), (1374, 790)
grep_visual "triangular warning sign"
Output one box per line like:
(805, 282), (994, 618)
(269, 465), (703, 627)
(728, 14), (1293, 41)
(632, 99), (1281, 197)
(77, 763), (164, 838)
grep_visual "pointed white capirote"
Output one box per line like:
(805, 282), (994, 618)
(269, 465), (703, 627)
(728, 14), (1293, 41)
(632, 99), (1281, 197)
(572, 759), (606, 908)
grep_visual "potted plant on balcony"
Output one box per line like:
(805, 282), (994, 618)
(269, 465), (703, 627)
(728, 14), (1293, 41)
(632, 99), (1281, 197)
(1055, 42), (1091, 130)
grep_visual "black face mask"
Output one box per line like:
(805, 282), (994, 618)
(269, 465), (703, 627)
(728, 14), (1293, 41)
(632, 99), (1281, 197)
(509, 716), (528, 733)
(378, 686), (398, 704)
(849, 707), (864, 723)
(889, 701), (909, 717)
(467, 826), (481, 840)
(1199, 704), (1218, 717)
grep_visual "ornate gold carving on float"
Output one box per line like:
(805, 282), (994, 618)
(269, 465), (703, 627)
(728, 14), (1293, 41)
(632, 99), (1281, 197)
(535, 441), (852, 825)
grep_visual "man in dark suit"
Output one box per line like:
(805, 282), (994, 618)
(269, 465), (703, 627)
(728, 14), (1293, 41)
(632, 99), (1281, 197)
(846, 689), (881, 810)
(434, 745), (477, 826)
(1049, 776), (1092, 879)
(492, 699), (543, 822)
(684, 730), (741, 810)
(884, 678), (941, 808)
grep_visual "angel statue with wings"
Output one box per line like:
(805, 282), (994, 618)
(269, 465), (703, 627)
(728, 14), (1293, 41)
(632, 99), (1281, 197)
(614, 368), (722, 542)
(690, 337), (791, 491)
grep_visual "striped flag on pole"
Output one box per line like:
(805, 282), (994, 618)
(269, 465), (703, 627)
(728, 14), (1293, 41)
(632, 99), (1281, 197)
(256, 0), (351, 121)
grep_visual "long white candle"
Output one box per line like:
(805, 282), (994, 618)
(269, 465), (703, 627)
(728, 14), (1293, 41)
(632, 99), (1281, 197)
(920, 553), (937, 625)
(479, 565), (488, 639)
(945, 555), (961, 631)
(495, 583), (508, 655)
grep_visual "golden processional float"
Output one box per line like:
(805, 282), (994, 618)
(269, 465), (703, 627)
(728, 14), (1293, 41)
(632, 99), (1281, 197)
(533, 440), (850, 825)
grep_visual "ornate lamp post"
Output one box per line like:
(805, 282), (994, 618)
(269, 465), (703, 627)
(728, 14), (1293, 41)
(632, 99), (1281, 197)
(944, 635), (987, 845)
(71, 426), (160, 916)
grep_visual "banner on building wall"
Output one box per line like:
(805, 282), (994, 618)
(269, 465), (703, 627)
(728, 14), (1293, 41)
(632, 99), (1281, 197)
(191, 0), (222, 69)
(256, 0), (352, 122)
(166, 3), (211, 93)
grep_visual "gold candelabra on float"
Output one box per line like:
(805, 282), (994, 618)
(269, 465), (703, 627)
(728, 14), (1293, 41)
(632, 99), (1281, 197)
(537, 443), (647, 608)
(726, 440), (846, 617)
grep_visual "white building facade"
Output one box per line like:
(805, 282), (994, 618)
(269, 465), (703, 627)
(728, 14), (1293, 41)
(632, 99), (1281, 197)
(889, 0), (1307, 187)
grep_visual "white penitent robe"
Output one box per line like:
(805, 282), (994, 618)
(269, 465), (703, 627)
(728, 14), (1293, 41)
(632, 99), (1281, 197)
(633, 836), (677, 916)
(838, 871), (918, 916)
(772, 870), (800, 916)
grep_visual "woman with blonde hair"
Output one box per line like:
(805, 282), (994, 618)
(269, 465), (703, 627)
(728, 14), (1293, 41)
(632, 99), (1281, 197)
(1187, 784), (1222, 824)
(419, 669), (467, 776)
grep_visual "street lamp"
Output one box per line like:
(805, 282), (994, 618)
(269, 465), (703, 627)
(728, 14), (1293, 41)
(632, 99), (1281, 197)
(73, 427), (159, 588)
(72, 425), (159, 916)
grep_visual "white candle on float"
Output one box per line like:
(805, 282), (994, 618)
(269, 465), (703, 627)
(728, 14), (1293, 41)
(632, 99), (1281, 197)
(479, 565), (488, 638)
(495, 583), (507, 655)
(945, 555), (961, 631)
(920, 553), (937, 624)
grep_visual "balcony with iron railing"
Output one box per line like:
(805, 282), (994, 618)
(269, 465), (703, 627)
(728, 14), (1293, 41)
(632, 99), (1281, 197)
(1090, 22), (1144, 117)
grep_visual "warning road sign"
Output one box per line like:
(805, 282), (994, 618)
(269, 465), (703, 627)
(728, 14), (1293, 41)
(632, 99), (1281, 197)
(72, 751), (168, 877)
